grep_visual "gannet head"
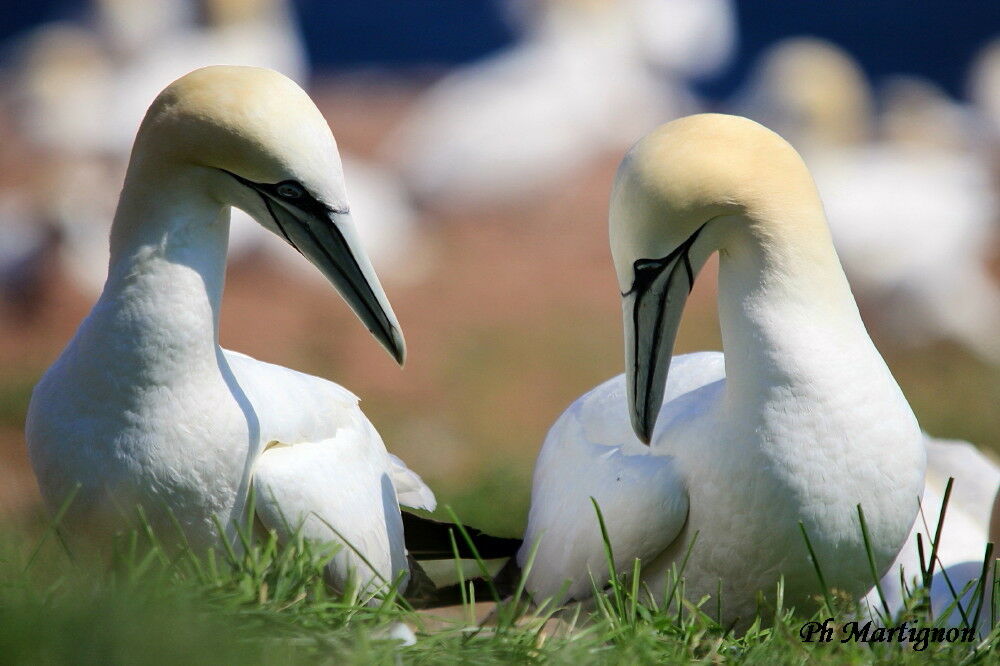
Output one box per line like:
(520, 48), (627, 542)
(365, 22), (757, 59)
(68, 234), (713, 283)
(126, 65), (405, 364)
(610, 113), (825, 442)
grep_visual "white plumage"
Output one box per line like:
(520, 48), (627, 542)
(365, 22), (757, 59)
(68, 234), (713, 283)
(518, 114), (926, 626)
(522, 353), (716, 601)
(26, 67), (428, 595)
(1, 0), (420, 306)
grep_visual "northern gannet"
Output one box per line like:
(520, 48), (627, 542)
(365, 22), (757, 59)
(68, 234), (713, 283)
(517, 114), (926, 626)
(25, 66), (436, 595)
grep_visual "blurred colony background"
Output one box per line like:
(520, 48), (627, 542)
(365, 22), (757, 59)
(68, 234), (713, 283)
(0, 0), (997, 537)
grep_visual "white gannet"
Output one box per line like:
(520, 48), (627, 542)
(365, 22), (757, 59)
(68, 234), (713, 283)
(517, 114), (926, 626)
(96, 0), (309, 155)
(25, 66), (431, 595)
(729, 37), (874, 156)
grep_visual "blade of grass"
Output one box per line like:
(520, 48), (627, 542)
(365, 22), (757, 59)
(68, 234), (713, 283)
(971, 542), (994, 632)
(798, 521), (833, 613)
(443, 505), (501, 604)
(446, 527), (470, 621)
(23, 483), (80, 573)
(589, 497), (624, 615)
(923, 477), (954, 591)
(857, 504), (890, 619)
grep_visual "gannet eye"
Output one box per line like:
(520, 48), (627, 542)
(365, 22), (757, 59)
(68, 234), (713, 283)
(276, 182), (305, 199)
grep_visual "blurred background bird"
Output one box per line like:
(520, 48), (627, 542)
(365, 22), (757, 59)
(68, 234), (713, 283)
(384, 0), (735, 208)
(0, 2), (997, 591)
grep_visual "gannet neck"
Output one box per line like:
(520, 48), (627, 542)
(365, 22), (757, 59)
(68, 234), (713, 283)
(91, 160), (230, 377)
(712, 206), (875, 403)
(610, 114), (897, 440)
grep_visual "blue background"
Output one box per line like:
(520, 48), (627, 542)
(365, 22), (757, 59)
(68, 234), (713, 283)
(1, 0), (997, 99)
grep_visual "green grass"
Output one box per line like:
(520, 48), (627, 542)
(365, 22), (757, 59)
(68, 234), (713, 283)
(2, 495), (998, 665)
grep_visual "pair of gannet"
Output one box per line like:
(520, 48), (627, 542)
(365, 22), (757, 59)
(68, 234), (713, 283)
(516, 114), (927, 626)
(23, 65), (969, 625)
(25, 67), (468, 595)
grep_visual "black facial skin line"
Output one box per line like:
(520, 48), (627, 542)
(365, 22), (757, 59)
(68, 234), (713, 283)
(621, 222), (706, 436)
(260, 193), (300, 253)
(219, 169), (349, 216)
(220, 169), (399, 347)
(620, 222), (706, 298)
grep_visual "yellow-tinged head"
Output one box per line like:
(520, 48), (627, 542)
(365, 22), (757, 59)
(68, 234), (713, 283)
(610, 113), (827, 291)
(131, 65), (347, 210)
(610, 113), (838, 442)
(118, 66), (405, 364)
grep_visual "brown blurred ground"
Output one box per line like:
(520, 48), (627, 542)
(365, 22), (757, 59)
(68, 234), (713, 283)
(0, 77), (997, 536)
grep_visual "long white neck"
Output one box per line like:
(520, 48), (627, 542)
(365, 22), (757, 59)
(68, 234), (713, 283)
(714, 210), (888, 410)
(75, 166), (230, 383)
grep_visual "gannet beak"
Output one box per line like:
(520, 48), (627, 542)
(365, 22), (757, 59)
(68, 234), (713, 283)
(227, 171), (406, 365)
(296, 209), (407, 366)
(622, 230), (702, 444)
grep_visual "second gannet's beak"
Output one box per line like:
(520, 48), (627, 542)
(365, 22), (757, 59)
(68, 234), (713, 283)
(228, 172), (406, 365)
(622, 226), (704, 444)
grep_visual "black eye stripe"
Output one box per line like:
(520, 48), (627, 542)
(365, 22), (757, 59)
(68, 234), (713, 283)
(220, 169), (348, 218)
(620, 222), (706, 298)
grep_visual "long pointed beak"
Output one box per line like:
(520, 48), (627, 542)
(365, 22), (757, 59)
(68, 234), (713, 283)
(271, 203), (406, 365)
(621, 235), (701, 444)
(224, 169), (405, 364)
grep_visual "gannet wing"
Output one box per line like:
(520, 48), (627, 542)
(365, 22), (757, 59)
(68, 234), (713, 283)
(388, 453), (437, 512)
(520, 353), (725, 603)
(252, 426), (408, 594)
(520, 385), (688, 603)
(222, 349), (435, 592)
(223, 348), (435, 510)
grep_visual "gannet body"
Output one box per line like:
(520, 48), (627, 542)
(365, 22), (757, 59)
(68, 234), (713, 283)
(518, 114), (925, 626)
(814, 145), (1000, 361)
(26, 67), (429, 594)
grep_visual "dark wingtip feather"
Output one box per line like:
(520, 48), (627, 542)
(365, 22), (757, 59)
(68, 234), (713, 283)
(401, 511), (522, 560)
